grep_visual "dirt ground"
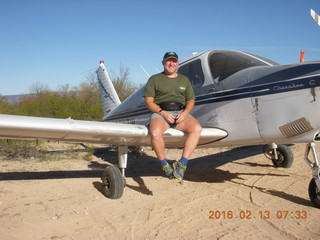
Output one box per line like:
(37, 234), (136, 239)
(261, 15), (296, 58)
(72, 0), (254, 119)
(0, 142), (320, 240)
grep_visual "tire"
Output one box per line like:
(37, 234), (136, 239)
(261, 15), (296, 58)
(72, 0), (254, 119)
(264, 144), (293, 168)
(308, 178), (320, 208)
(101, 166), (124, 199)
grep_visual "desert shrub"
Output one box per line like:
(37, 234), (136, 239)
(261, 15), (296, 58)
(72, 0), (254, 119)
(0, 139), (46, 159)
(2, 82), (104, 120)
(1, 66), (138, 119)
(0, 66), (138, 159)
(83, 145), (95, 161)
(0, 95), (11, 114)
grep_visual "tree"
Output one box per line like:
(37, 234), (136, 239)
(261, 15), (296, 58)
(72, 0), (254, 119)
(29, 82), (50, 95)
(110, 63), (137, 101)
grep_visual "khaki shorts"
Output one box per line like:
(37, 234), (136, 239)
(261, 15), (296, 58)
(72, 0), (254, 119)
(150, 110), (192, 128)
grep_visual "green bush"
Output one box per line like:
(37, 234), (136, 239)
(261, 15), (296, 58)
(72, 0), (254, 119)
(0, 82), (104, 120)
(0, 67), (138, 160)
(0, 139), (46, 159)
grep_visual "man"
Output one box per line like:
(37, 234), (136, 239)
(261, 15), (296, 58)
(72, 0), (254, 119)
(143, 52), (202, 180)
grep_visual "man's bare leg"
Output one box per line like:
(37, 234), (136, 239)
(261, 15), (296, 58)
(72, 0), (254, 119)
(149, 118), (173, 178)
(173, 117), (202, 180)
(149, 118), (170, 160)
(176, 117), (202, 158)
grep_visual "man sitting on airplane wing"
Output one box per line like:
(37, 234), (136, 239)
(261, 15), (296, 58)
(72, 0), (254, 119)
(143, 52), (202, 180)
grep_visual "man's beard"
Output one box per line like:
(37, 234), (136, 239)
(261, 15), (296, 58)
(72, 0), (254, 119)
(165, 67), (177, 75)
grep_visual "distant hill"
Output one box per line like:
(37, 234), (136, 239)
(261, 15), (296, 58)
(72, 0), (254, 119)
(4, 94), (31, 104)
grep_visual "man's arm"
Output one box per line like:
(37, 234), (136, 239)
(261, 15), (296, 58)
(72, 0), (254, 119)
(144, 96), (162, 113)
(183, 99), (195, 115)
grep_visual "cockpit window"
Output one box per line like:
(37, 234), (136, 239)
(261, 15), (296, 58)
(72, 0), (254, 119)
(209, 51), (278, 83)
(178, 59), (204, 87)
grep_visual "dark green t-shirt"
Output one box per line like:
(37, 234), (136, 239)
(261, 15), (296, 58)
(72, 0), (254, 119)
(143, 72), (195, 105)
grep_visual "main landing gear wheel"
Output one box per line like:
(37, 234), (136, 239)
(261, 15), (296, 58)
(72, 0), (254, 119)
(308, 178), (320, 208)
(263, 144), (293, 168)
(101, 166), (125, 199)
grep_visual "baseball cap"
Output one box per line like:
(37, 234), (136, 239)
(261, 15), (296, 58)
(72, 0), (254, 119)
(163, 52), (178, 61)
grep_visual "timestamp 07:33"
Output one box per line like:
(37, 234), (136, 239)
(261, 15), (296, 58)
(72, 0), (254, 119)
(208, 210), (307, 220)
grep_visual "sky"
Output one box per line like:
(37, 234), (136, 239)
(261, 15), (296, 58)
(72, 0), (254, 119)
(1, 0), (320, 95)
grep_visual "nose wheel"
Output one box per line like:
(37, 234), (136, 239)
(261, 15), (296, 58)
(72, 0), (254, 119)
(308, 178), (320, 207)
(304, 143), (320, 208)
(263, 143), (293, 168)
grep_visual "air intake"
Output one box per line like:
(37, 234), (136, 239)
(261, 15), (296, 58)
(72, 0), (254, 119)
(279, 118), (313, 138)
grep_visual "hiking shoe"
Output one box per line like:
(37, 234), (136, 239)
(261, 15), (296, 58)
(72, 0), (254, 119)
(161, 163), (174, 179)
(173, 161), (187, 180)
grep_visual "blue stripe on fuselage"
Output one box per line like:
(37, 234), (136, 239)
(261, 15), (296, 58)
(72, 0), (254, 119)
(196, 75), (320, 104)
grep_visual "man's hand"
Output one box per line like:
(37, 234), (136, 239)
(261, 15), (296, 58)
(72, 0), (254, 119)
(161, 111), (176, 124)
(175, 112), (187, 124)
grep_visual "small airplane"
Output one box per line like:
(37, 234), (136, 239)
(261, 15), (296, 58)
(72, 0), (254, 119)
(1, 48), (320, 209)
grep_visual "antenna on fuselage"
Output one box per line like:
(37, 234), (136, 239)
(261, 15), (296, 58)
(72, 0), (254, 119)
(154, 66), (160, 73)
(139, 64), (150, 78)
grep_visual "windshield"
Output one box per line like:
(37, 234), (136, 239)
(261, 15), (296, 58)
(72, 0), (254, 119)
(209, 50), (278, 82)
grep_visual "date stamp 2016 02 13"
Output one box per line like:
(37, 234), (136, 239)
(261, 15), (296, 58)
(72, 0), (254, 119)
(208, 210), (307, 220)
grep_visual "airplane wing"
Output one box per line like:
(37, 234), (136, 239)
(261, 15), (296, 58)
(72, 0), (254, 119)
(0, 114), (227, 148)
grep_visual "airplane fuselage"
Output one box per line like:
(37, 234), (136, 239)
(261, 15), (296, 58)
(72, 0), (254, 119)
(104, 50), (320, 147)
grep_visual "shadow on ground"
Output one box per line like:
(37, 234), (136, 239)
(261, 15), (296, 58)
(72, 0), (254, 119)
(0, 145), (313, 207)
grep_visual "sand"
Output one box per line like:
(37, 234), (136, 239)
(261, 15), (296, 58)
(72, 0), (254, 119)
(0, 142), (320, 240)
